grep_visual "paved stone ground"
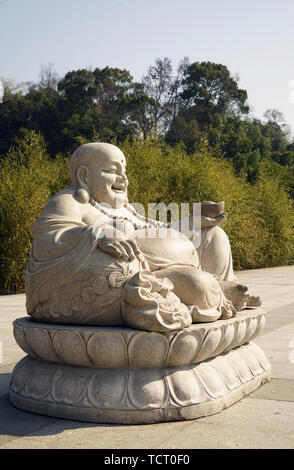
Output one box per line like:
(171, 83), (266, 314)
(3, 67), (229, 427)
(0, 266), (294, 449)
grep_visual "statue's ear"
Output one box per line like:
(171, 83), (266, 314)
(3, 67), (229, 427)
(76, 165), (89, 188)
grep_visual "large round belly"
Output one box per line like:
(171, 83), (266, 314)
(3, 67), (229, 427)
(135, 227), (199, 267)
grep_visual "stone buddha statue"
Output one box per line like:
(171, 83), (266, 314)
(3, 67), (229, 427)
(25, 142), (259, 332)
(11, 142), (270, 425)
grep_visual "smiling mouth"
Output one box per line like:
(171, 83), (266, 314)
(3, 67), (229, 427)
(112, 184), (125, 193)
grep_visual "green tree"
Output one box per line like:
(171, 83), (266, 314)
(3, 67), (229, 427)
(180, 61), (249, 120)
(166, 61), (249, 153)
(0, 130), (69, 294)
(141, 57), (189, 138)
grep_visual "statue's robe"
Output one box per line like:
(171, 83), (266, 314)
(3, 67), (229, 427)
(26, 190), (235, 331)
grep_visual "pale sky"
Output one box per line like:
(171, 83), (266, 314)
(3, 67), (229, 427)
(1, 0), (294, 134)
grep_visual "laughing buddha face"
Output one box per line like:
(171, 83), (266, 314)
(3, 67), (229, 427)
(71, 142), (128, 209)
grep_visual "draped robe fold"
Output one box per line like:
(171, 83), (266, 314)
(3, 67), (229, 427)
(26, 193), (236, 331)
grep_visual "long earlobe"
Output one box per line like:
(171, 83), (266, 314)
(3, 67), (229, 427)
(75, 187), (90, 204)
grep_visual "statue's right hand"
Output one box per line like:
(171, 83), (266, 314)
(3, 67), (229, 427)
(97, 229), (142, 262)
(213, 213), (227, 226)
(201, 213), (227, 228)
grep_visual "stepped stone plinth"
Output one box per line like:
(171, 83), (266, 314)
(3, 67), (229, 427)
(9, 309), (270, 424)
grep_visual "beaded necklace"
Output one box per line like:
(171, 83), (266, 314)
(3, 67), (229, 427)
(89, 197), (166, 230)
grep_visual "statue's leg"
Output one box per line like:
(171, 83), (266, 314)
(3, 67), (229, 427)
(155, 265), (236, 322)
(195, 226), (237, 281)
(155, 264), (256, 322)
(195, 227), (262, 307)
(155, 266), (219, 306)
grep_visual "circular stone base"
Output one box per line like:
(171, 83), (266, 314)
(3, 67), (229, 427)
(9, 342), (270, 424)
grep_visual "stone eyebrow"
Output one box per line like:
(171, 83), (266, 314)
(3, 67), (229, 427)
(106, 161), (126, 168)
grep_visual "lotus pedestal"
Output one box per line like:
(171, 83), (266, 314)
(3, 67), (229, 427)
(9, 309), (271, 424)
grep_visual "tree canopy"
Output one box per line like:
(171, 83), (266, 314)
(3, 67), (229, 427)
(0, 57), (293, 197)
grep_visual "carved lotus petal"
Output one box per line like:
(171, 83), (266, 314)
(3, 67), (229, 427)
(10, 357), (31, 393)
(87, 332), (128, 368)
(254, 314), (266, 338)
(196, 327), (222, 362)
(88, 369), (128, 408)
(248, 343), (271, 372)
(219, 323), (235, 353)
(194, 362), (227, 399)
(212, 356), (240, 390)
(109, 271), (128, 288)
(52, 366), (93, 405)
(53, 331), (91, 367)
(13, 324), (35, 357)
(23, 360), (57, 400)
(230, 320), (247, 349)
(227, 350), (252, 383)
(242, 317), (258, 343)
(166, 367), (206, 406)
(25, 328), (59, 363)
(128, 332), (168, 368)
(93, 276), (109, 295)
(167, 331), (202, 367)
(128, 368), (167, 408)
(238, 345), (263, 376)
(82, 287), (96, 304)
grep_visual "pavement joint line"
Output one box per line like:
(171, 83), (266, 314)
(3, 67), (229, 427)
(244, 283), (294, 286)
(149, 419), (202, 449)
(247, 396), (294, 404)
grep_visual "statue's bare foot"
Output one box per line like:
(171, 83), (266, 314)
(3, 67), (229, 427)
(246, 295), (262, 307)
(220, 281), (249, 312)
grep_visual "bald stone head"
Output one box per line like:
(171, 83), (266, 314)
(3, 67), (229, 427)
(70, 143), (126, 183)
(70, 142), (128, 208)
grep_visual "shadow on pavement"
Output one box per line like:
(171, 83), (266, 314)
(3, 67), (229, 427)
(0, 394), (124, 439)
